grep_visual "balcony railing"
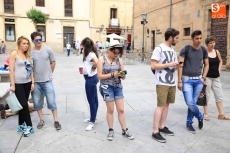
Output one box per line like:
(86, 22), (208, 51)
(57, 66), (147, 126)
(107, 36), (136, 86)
(34, 6), (50, 16)
(109, 18), (120, 27)
(4, 4), (14, 13)
(65, 9), (73, 17)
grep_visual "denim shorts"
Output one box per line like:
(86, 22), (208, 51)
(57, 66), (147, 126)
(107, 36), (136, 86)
(32, 81), (57, 110)
(99, 84), (124, 102)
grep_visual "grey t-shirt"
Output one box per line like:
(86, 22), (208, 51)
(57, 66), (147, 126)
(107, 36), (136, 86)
(179, 45), (208, 77)
(32, 46), (55, 82)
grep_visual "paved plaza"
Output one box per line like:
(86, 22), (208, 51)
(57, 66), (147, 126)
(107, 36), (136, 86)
(0, 53), (230, 153)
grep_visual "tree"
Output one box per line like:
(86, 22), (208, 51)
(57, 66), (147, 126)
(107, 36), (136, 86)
(26, 8), (47, 28)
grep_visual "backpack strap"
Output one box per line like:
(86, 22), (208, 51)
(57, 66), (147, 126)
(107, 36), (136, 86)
(158, 46), (162, 54)
(151, 46), (163, 74)
(201, 46), (206, 59)
(183, 45), (190, 65)
(201, 46), (207, 64)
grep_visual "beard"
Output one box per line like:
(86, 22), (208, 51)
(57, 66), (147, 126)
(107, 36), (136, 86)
(171, 38), (177, 46)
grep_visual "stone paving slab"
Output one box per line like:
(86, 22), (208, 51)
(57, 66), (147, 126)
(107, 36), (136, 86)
(0, 53), (230, 153)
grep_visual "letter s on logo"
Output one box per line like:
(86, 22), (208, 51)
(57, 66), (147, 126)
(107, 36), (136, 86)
(212, 4), (220, 13)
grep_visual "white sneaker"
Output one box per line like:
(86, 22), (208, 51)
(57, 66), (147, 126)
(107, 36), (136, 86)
(86, 122), (95, 131)
(83, 118), (97, 123)
(83, 119), (90, 123)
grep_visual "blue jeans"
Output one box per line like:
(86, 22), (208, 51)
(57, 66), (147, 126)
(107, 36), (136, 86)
(182, 76), (203, 126)
(84, 74), (99, 123)
(67, 49), (70, 56)
(32, 81), (57, 110)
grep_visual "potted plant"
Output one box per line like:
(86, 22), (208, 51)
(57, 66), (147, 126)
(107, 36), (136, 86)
(26, 8), (47, 28)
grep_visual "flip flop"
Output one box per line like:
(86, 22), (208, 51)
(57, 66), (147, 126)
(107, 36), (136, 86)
(218, 114), (230, 120)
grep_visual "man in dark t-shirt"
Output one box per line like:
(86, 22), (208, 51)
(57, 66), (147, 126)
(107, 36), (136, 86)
(178, 30), (209, 134)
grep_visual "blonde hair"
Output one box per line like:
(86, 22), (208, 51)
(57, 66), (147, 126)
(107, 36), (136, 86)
(17, 36), (32, 63)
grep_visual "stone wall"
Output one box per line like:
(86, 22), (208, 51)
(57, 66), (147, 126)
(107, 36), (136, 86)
(134, 0), (230, 69)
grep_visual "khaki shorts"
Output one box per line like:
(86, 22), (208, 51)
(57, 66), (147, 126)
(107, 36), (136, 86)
(206, 77), (223, 102)
(156, 85), (176, 107)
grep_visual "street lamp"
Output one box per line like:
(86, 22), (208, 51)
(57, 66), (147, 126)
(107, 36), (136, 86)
(141, 13), (148, 62)
(99, 24), (104, 41)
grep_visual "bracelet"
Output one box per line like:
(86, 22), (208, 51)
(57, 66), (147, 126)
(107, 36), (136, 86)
(202, 76), (206, 81)
(178, 82), (182, 83)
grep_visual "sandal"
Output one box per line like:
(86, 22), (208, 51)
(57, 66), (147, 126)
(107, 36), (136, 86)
(204, 114), (210, 121)
(218, 114), (230, 120)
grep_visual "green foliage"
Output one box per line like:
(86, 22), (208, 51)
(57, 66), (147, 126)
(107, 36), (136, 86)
(26, 8), (47, 24)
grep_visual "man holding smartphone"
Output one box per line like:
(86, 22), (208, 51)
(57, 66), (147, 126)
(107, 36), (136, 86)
(178, 30), (209, 134)
(151, 28), (180, 143)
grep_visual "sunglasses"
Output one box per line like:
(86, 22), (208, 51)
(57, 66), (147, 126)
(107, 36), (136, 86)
(111, 50), (120, 55)
(34, 39), (42, 43)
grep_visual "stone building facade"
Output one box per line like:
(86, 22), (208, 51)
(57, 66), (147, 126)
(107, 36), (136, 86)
(0, 0), (132, 52)
(133, 0), (230, 69)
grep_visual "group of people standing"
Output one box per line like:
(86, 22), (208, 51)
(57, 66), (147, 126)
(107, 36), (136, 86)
(4, 29), (228, 143)
(151, 28), (228, 143)
(66, 41), (83, 56)
(8, 32), (61, 137)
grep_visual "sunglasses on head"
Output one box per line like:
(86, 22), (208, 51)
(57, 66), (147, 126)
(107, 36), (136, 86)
(34, 39), (42, 43)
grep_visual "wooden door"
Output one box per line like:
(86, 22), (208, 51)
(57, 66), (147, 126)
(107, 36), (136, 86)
(211, 7), (229, 64)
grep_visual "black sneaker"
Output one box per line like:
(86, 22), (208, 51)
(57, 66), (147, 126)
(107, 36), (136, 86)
(198, 118), (203, 129)
(187, 124), (196, 134)
(152, 132), (166, 143)
(122, 128), (134, 140)
(54, 121), (61, 130)
(159, 126), (174, 136)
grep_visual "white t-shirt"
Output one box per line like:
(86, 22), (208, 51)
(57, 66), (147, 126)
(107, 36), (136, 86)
(66, 44), (71, 49)
(151, 43), (178, 86)
(75, 42), (80, 49)
(83, 52), (97, 77)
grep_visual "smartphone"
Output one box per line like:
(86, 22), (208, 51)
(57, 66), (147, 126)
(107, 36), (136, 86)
(179, 61), (183, 64)
(119, 70), (127, 75)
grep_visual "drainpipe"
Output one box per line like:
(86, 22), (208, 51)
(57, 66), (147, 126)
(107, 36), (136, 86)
(170, 0), (172, 28)
(132, 0), (134, 50)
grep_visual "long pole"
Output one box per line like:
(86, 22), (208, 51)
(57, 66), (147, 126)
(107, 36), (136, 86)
(142, 23), (144, 62)
(170, 0), (172, 28)
(132, 0), (134, 50)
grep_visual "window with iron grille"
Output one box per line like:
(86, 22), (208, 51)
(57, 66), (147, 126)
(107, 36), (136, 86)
(4, 0), (14, 13)
(184, 27), (190, 36)
(36, 0), (45, 6)
(5, 24), (16, 41)
(37, 25), (46, 42)
(65, 0), (73, 17)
